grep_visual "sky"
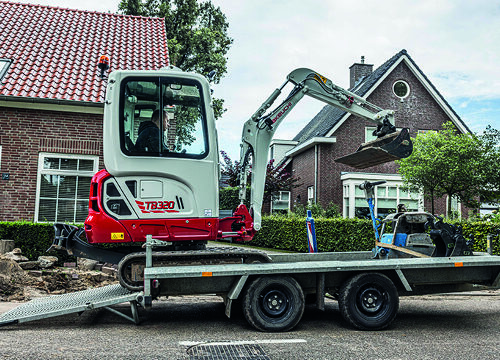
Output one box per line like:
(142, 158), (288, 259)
(12, 0), (500, 159)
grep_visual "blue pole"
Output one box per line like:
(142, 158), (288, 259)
(306, 210), (318, 253)
(367, 198), (380, 241)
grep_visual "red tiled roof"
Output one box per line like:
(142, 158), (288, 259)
(0, 1), (169, 104)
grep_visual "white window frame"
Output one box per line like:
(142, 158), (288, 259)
(270, 191), (291, 214)
(307, 186), (314, 205)
(446, 195), (462, 219)
(393, 80), (410, 99)
(341, 173), (423, 218)
(35, 153), (99, 223)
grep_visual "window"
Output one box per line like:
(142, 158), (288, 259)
(447, 195), (461, 219)
(271, 191), (290, 214)
(341, 173), (422, 218)
(35, 154), (98, 223)
(0, 59), (12, 81)
(307, 186), (314, 205)
(120, 77), (208, 159)
(393, 80), (410, 98)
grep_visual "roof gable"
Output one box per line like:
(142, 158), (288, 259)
(293, 49), (469, 144)
(0, 1), (169, 104)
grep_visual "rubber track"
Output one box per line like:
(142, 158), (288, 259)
(118, 247), (272, 291)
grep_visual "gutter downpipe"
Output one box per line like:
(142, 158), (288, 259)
(314, 144), (318, 203)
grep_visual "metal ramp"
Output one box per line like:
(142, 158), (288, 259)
(0, 284), (142, 327)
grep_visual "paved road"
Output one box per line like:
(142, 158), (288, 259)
(0, 290), (498, 360)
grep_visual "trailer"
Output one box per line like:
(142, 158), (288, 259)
(1, 236), (499, 332)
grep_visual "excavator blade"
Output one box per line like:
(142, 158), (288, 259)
(335, 128), (413, 169)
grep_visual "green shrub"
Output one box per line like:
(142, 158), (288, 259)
(219, 187), (250, 210)
(251, 216), (374, 253)
(1, 218), (498, 261)
(0, 221), (76, 264)
(248, 216), (500, 255)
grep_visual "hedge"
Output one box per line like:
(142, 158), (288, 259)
(248, 217), (500, 255)
(220, 186), (249, 210)
(0, 218), (498, 261)
(0, 221), (76, 264)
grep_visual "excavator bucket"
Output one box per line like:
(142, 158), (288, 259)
(335, 128), (413, 169)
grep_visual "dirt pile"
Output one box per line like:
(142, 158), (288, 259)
(0, 256), (118, 302)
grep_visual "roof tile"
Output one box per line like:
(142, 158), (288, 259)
(0, 1), (169, 104)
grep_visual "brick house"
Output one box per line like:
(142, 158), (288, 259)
(270, 50), (470, 218)
(0, 1), (169, 222)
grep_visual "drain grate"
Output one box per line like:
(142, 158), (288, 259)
(187, 343), (271, 360)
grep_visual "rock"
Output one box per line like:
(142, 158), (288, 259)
(28, 270), (43, 277)
(101, 266), (117, 276)
(0, 239), (15, 254)
(38, 256), (59, 269)
(0, 256), (25, 275)
(19, 261), (40, 270)
(77, 258), (98, 271)
(3, 248), (29, 262)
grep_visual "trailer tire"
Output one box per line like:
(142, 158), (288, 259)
(242, 275), (305, 332)
(338, 272), (399, 330)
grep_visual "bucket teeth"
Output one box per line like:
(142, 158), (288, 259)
(335, 128), (413, 169)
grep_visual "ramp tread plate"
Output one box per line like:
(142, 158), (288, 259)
(0, 284), (137, 325)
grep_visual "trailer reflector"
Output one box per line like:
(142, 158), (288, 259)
(455, 262), (464, 267)
(202, 272), (213, 277)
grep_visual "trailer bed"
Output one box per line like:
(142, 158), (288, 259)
(1, 248), (499, 331)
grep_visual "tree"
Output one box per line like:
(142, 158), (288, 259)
(220, 150), (241, 187)
(118, 0), (233, 118)
(478, 125), (500, 204)
(397, 122), (500, 217)
(220, 151), (300, 204)
(263, 158), (301, 203)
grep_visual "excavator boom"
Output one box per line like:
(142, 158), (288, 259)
(237, 68), (413, 231)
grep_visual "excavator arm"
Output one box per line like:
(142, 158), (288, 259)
(235, 68), (412, 234)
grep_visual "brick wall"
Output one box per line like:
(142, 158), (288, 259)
(0, 107), (103, 221)
(290, 61), (461, 216)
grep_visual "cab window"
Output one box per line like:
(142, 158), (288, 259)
(120, 77), (208, 158)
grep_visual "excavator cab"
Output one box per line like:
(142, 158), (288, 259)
(82, 68), (221, 248)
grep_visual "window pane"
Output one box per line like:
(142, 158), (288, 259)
(57, 199), (75, 222)
(38, 199), (56, 222)
(40, 174), (59, 198)
(355, 187), (365, 197)
(388, 186), (397, 197)
(405, 200), (419, 210)
(281, 192), (290, 201)
(44, 158), (60, 170)
(378, 198), (397, 208)
(122, 78), (208, 158)
(79, 159), (94, 171)
(58, 176), (76, 199)
(60, 158), (78, 171)
(77, 177), (91, 200)
(75, 200), (89, 222)
(377, 186), (386, 197)
(355, 207), (369, 219)
(355, 198), (367, 207)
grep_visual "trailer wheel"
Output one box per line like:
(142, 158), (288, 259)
(242, 275), (305, 332)
(338, 273), (399, 330)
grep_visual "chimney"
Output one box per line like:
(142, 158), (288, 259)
(349, 56), (373, 89)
